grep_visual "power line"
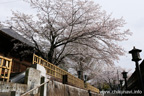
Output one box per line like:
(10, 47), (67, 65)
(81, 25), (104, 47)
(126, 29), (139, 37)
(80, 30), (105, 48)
(0, 0), (22, 4)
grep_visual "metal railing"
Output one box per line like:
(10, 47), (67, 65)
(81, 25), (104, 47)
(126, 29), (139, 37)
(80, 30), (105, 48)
(21, 80), (49, 96)
(32, 54), (99, 93)
(0, 55), (12, 82)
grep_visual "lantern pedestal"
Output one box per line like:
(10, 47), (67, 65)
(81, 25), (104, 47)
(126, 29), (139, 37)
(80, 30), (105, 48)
(129, 47), (144, 94)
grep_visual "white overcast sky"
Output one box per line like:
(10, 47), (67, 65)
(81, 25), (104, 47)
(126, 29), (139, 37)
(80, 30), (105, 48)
(0, 0), (144, 73)
(94, 0), (144, 73)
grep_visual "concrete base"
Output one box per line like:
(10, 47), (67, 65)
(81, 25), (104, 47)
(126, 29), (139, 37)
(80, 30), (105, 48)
(47, 80), (100, 96)
(0, 64), (101, 96)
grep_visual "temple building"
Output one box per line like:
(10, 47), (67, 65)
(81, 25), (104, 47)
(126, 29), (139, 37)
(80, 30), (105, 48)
(0, 28), (34, 74)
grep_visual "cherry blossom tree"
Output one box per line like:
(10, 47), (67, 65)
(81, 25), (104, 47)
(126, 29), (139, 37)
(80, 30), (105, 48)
(6, 0), (131, 66)
(91, 65), (131, 90)
(0, 22), (3, 28)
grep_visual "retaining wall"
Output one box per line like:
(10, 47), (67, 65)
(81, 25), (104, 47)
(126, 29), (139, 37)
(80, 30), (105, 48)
(0, 64), (101, 96)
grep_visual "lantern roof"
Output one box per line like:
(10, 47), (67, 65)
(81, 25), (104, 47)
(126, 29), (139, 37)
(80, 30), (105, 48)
(129, 46), (142, 53)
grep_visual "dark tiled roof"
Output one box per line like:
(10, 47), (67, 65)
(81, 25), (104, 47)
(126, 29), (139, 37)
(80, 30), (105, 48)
(127, 60), (144, 89)
(0, 28), (34, 47)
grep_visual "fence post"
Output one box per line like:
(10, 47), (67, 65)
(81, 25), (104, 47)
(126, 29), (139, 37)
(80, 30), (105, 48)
(40, 77), (45, 96)
(0, 58), (3, 77)
(11, 91), (20, 96)
(88, 90), (91, 96)
(63, 75), (68, 84)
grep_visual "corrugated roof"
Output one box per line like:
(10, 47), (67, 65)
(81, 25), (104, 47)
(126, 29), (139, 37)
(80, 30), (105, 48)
(0, 28), (35, 47)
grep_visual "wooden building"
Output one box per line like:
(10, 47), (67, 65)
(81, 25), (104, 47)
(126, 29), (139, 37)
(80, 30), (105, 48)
(0, 28), (35, 74)
(127, 60), (144, 90)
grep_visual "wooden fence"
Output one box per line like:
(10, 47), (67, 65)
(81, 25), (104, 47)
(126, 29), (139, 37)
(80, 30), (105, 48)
(86, 83), (100, 93)
(0, 55), (12, 82)
(32, 54), (99, 93)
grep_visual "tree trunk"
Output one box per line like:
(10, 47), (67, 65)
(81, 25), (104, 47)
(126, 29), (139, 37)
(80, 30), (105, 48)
(48, 45), (54, 64)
